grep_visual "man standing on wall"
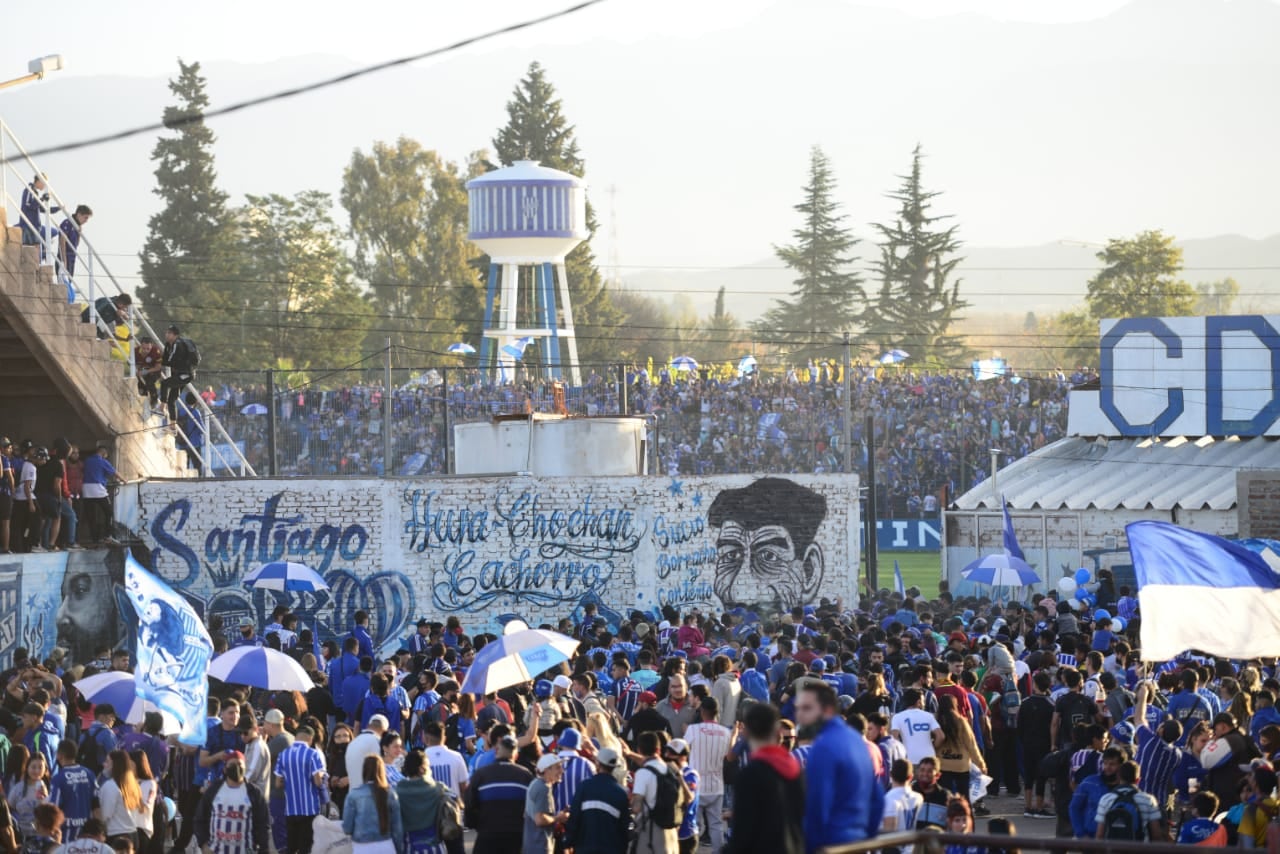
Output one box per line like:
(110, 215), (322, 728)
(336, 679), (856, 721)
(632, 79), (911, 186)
(161, 324), (198, 422)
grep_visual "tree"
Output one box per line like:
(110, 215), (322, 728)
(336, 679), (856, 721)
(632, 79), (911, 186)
(1038, 307), (1099, 370)
(1085, 230), (1196, 319)
(1193, 277), (1240, 315)
(138, 60), (231, 334)
(340, 138), (485, 354)
(863, 145), (968, 365)
(226, 191), (373, 369)
(491, 62), (624, 368)
(694, 285), (750, 366)
(754, 146), (862, 362)
(610, 288), (697, 365)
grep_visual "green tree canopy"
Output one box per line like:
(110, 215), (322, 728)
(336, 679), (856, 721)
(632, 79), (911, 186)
(1193, 277), (1240, 315)
(1085, 229), (1196, 319)
(754, 146), (862, 363)
(863, 145), (968, 365)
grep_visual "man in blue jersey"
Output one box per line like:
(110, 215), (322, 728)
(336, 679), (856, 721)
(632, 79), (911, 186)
(273, 725), (326, 854)
(610, 660), (643, 723)
(1132, 681), (1183, 813)
(665, 738), (701, 854)
(1165, 670), (1214, 746)
(795, 681), (882, 853)
(552, 728), (595, 829)
(49, 740), (95, 842)
(351, 609), (375, 660)
(233, 617), (264, 649)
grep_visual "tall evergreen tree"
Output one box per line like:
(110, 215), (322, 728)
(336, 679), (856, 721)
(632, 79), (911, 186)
(754, 146), (862, 362)
(863, 145), (969, 365)
(491, 62), (623, 371)
(138, 60), (230, 330)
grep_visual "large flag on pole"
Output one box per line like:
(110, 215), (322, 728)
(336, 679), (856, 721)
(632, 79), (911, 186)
(1001, 495), (1025, 561)
(894, 559), (906, 597)
(124, 555), (213, 746)
(1127, 521), (1280, 659)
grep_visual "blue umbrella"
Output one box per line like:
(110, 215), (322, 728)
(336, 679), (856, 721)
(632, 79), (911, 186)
(738, 355), (758, 374)
(242, 561), (329, 593)
(961, 553), (1041, 587)
(446, 342), (476, 355)
(240, 403), (268, 416)
(880, 349), (910, 365)
(74, 671), (160, 726)
(460, 620), (581, 695)
(209, 646), (313, 691)
(671, 356), (698, 372)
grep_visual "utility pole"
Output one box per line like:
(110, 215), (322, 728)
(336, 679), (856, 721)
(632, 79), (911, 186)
(265, 369), (278, 477)
(865, 413), (878, 592)
(383, 339), (393, 476)
(842, 332), (852, 474)
(990, 447), (1002, 506)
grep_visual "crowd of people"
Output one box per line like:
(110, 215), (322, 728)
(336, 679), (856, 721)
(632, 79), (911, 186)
(204, 365), (1079, 508)
(2, 575), (1276, 854)
(0, 437), (124, 554)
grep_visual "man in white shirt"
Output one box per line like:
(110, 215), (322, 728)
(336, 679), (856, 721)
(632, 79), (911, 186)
(684, 698), (731, 853)
(424, 720), (470, 800)
(630, 731), (679, 854)
(890, 689), (943, 764)
(882, 758), (924, 847)
(345, 714), (387, 790)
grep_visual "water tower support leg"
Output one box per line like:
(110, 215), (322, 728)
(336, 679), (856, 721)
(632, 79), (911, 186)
(480, 264), (500, 379)
(555, 261), (580, 386)
(542, 263), (563, 380)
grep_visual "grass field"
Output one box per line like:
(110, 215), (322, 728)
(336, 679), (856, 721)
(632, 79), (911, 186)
(872, 551), (943, 595)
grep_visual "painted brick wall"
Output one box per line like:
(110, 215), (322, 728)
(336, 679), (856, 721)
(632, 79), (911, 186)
(139, 473), (858, 655)
(1239, 470), (1280, 540)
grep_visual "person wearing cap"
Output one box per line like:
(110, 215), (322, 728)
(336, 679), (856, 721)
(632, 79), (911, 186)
(464, 731), (533, 853)
(1201, 709), (1260, 810)
(564, 747), (630, 854)
(194, 749), (269, 854)
(551, 728), (594, 824)
(233, 617), (264, 649)
(347, 714), (389, 791)
(259, 707), (295, 853)
(664, 739), (700, 854)
(524, 753), (568, 854)
(273, 725), (326, 854)
(622, 692), (671, 753)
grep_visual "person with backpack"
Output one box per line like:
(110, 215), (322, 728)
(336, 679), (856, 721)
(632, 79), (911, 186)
(1094, 760), (1164, 841)
(78, 705), (117, 777)
(629, 731), (688, 854)
(1068, 746), (1124, 838)
(160, 325), (199, 422)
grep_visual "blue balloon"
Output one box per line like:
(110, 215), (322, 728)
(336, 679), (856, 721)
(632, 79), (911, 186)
(1082, 593), (1097, 607)
(1094, 608), (1111, 621)
(1075, 568), (1093, 585)
(1112, 617), (1126, 632)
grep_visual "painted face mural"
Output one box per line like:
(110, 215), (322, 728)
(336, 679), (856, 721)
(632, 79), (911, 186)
(55, 549), (128, 666)
(707, 477), (827, 611)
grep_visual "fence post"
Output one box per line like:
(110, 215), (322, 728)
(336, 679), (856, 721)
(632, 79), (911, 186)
(383, 340), (393, 477)
(266, 369), (278, 477)
(442, 366), (452, 475)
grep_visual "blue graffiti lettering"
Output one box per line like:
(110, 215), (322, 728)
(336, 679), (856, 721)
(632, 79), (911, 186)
(657, 578), (716, 608)
(653, 515), (704, 549)
(149, 499), (201, 587)
(497, 490), (642, 559)
(432, 546), (615, 613)
(404, 489), (490, 552)
(201, 493), (367, 574)
(656, 547), (717, 580)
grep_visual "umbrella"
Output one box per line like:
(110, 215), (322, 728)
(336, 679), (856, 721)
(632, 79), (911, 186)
(460, 620), (581, 695)
(242, 561), (329, 593)
(671, 356), (698, 372)
(446, 342), (476, 355)
(879, 349), (910, 365)
(738, 355), (758, 374)
(240, 403), (268, 416)
(74, 672), (155, 725)
(960, 553), (1041, 587)
(209, 646), (314, 691)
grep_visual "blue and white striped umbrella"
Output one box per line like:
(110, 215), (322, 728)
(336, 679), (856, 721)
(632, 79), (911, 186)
(446, 342), (476, 355)
(880, 349), (910, 365)
(242, 561), (329, 593)
(209, 646), (314, 691)
(460, 620), (580, 695)
(671, 356), (698, 372)
(961, 553), (1041, 587)
(74, 671), (158, 726)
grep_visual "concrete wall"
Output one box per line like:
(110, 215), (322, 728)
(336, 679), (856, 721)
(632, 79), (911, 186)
(0, 209), (186, 478)
(1238, 470), (1280, 539)
(136, 473), (859, 656)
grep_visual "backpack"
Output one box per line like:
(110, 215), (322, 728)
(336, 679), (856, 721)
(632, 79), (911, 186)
(77, 730), (104, 776)
(444, 713), (463, 753)
(1102, 788), (1145, 840)
(1000, 676), (1022, 727)
(639, 762), (691, 830)
(184, 337), (201, 370)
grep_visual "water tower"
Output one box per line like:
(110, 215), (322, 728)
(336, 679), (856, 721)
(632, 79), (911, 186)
(467, 161), (587, 385)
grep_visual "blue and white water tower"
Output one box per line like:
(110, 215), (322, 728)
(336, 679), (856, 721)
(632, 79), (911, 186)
(467, 161), (588, 385)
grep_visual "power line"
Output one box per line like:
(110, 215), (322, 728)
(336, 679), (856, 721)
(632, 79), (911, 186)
(0, 0), (609, 163)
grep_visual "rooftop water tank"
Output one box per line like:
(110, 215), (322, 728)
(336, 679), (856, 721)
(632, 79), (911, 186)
(466, 161), (588, 263)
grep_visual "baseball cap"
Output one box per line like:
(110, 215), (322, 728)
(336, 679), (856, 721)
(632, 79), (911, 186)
(499, 734), (518, 750)
(534, 679), (553, 699)
(536, 754), (563, 773)
(666, 738), (690, 756)
(658, 621), (671, 631)
(638, 691), (657, 705)
(810, 659), (827, 673)
(264, 709), (285, 725)
(552, 674), (572, 690)
(596, 747), (620, 768)
(558, 729), (582, 750)
(369, 714), (390, 730)
(240, 617), (255, 628)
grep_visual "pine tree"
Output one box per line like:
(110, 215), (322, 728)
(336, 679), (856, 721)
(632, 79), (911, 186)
(863, 145), (969, 365)
(491, 62), (623, 372)
(138, 60), (231, 331)
(754, 146), (862, 363)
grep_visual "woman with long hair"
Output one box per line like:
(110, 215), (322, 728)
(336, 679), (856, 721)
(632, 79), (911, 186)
(935, 694), (987, 796)
(6, 752), (49, 837)
(129, 750), (163, 854)
(2, 745), (29, 795)
(1220, 678), (1254, 734)
(328, 724), (354, 811)
(341, 755), (404, 854)
(851, 672), (894, 721)
(396, 749), (449, 854)
(98, 750), (152, 847)
(585, 713), (629, 786)
(454, 694), (477, 757)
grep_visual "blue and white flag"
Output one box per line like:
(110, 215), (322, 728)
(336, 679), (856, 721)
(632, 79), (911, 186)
(1127, 521), (1280, 660)
(1001, 495), (1025, 561)
(124, 556), (213, 746)
(894, 559), (906, 597)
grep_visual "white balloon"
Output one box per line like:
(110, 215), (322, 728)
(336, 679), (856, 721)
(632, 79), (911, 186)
(1067, 598), (1083, 610)
(1057, 576), (1078, 595)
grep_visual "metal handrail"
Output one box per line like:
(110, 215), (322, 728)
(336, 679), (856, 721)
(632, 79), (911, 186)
(1, 118), (255, 476)
(819, 829), (1233, 854)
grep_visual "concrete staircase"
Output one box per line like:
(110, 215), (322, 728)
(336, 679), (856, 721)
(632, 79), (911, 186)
(0, 207), (189, 478)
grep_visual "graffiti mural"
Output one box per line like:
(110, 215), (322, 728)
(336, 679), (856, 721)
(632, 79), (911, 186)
(133, 474), (857, 641)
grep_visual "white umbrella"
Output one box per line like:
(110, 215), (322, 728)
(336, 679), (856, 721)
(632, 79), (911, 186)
(671, 356), (698, 372)
(208, 647), (314, 691)
(459, 620), (580, 695)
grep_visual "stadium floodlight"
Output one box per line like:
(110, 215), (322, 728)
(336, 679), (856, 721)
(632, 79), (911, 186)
(0, 55), (64, 91)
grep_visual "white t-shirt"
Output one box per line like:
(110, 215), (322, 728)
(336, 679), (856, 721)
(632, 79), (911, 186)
(56, 840), (115, 854)
(890, 709), (940, 764)
(345, 732), (381, 789)
(882, 785), (924, 840)
(208, 781), (253, 854)
(425, 745), (470, 800)
(632, 759), (669, 809)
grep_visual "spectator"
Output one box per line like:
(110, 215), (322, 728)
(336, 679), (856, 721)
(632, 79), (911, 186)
(18, 174), (57, 246)
(341, 755), (404, 854)
(724, 702), (804, 854)
(80, 446), (121, 546)
(57, 206), (93, 283)
(463, 733), (531, 852)
(0, 437), (13, 553)
(1093, 761), (1162, 841)
(523, 753), (568, 854)
(564, 747), (631, 854)
(796, 681), (882, 853)
(272, 725), (326, 854)
(49, 739), (94, 842)
(396, 748), (451, 854)
(194, 750), (269, 854)
(134, 337), (164, 410)
(161, 326), (198, 423)
(684, 697), (730, 853)
(12, 442), (39, 553)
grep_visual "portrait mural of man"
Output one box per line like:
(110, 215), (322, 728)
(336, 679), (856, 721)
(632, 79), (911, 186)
(55, 548), (130, 666)
(707, 477), (828, 611)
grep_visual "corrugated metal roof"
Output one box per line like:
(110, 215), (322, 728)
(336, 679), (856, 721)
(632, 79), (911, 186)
(954, 435), (1280, 511)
